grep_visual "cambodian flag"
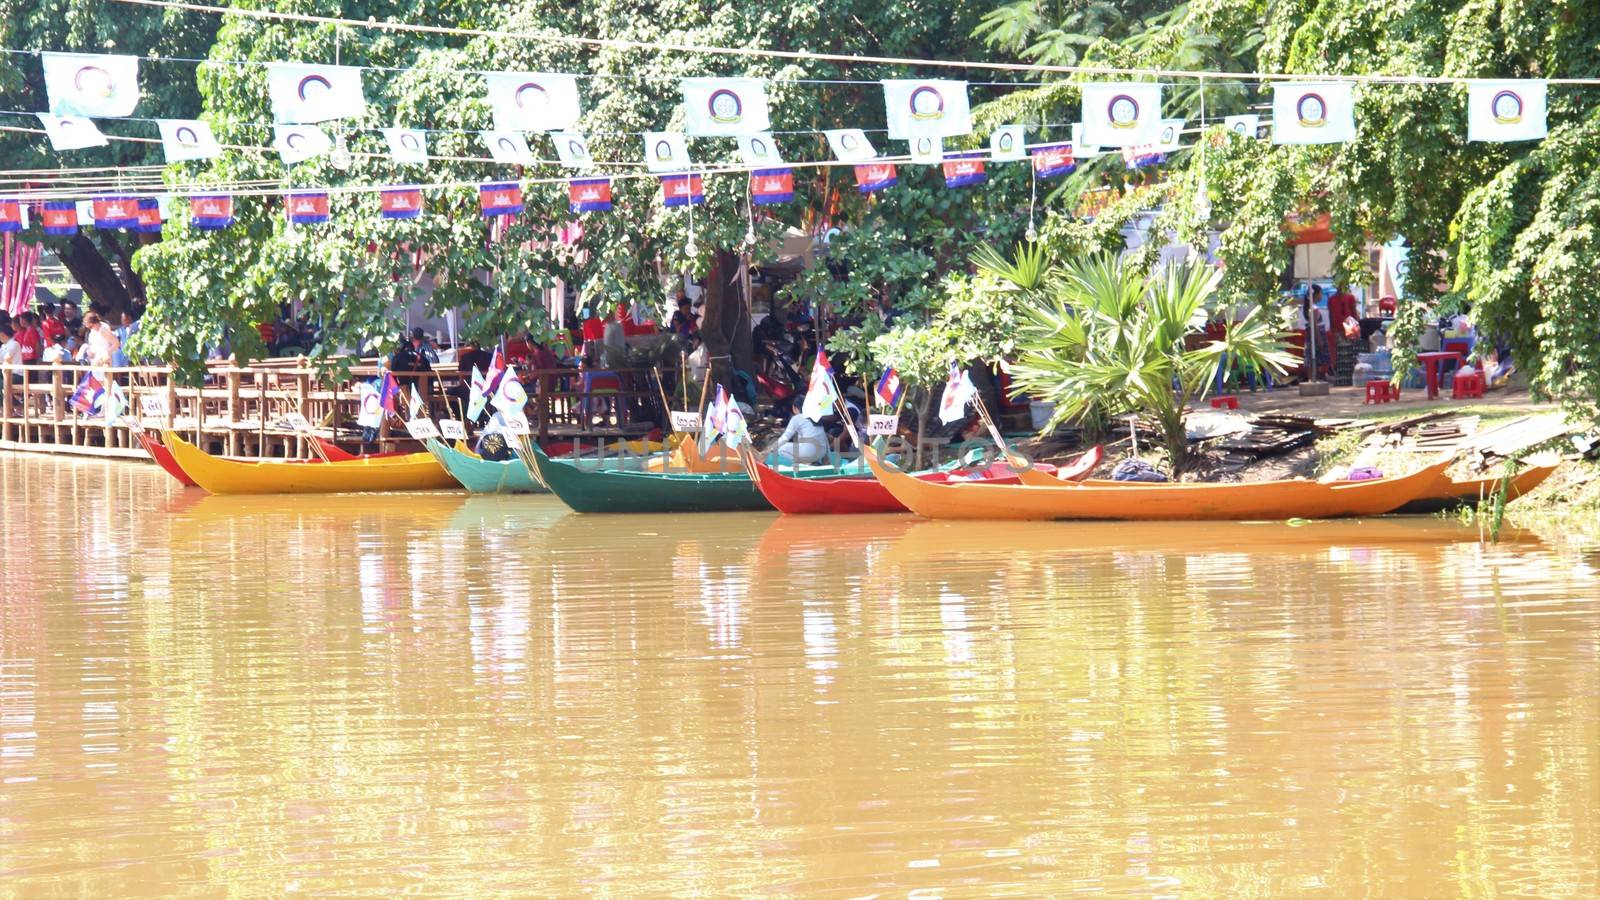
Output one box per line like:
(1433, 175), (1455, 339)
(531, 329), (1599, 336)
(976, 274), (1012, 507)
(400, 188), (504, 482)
(479, 181), (523, 217)
(1030, 142), (1076, 178)
(750, 167), (793, 205)
(875, 367), (904, 408)
(377, 371), (400, 414)
(1121, 146), (1165, 170)
(799, 350), (838, 423)
(942, 152), (986, 188)
(568, 178), (612, 213)
(92, 196), (140, 229)
(286, 191), (330, 224)
(380, 186), (423, 219)
(189, 195), (234, 230)
(0, 198), (21, 232)
(41, 201), (78, 236)
(660, 174), (704, 207)
(135, 197), (163, 233)
(69, 371), (105, 415)
(854, 162), (897, 194)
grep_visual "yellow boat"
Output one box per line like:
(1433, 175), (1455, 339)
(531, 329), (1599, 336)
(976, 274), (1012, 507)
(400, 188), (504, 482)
(862, 447), (1451, 521)
(163, 432), (458, 495)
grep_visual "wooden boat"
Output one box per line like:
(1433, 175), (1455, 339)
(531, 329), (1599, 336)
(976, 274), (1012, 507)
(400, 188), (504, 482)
(1397, 462), (1558, 514)
(862, 447), (1452, 521)
(162, 432), (458, 495)
(426, 438), (548, 494)
(750, 458), (1064, 515)
(137, 430), (200, 487)
(311, 435), (408, 461)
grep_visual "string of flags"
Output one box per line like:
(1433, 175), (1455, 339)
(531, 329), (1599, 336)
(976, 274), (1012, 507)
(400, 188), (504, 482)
(21, 50), (1564, 173)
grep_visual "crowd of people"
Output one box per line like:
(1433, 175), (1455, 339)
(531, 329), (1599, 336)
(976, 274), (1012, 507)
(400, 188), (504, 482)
(0, 301), (140, 378)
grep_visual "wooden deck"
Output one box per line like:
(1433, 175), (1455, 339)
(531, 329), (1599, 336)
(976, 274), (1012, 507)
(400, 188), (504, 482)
(0, 360), (663, 461)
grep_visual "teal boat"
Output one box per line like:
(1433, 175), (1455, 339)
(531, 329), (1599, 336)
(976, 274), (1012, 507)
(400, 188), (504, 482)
(526, 443), (864, 514)
(426, 439), (548, 494)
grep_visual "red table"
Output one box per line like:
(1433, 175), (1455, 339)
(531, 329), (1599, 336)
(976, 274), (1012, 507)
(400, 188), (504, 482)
(1416, 351), (1464, 400)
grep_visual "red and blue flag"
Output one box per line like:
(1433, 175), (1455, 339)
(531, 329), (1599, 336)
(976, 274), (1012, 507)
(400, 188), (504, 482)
(942, 152), (986, 188)
(1030, 142), (1076, 179)
(377, 371), (400, 414)
(135, 198), (163, 234)
(660, 174), (704, 207)
(479, 182), (524, 217)
(286, 191), (330, 225)
(41, 201), (77, 236)
(854, 162), (897, 194)
(92, 196), (139, 229)
(189, 195), (234, 230)
(380, 186), (423, 219)
(750, 168), (793, 205)
(1121, 146), (1165, 170)
(0, 198), (22, 232)
(69, 371), (105, 415)
(875, 368), (904, 408)
(568, 178), (612, 213)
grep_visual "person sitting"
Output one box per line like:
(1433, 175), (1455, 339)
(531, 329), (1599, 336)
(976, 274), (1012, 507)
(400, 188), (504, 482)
(765, 398), (829, 465)
(41, 332), (71, 365)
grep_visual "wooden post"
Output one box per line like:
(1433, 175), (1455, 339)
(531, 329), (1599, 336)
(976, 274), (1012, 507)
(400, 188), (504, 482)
(226, 368), (241, 455)
(537, 369), (550, 442)
(296, 370), (309, 459)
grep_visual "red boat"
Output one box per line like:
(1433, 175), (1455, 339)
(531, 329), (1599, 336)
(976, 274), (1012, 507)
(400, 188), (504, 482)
(137, 430), (200, 487)
(751, 457), (1069, 515)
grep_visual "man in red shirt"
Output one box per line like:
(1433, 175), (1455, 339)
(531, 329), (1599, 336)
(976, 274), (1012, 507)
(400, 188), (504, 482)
(1327, 284), (1360, 350)
(38, 305), (67, 345)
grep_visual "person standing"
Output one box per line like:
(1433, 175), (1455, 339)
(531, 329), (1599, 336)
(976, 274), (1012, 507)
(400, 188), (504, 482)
(82, 312), (120, 366)
(0, 325), (22, 380)
(113, 311), (138, 367)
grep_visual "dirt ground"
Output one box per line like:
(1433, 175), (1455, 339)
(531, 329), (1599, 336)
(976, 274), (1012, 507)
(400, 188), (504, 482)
(1225, 382), (1551, 419)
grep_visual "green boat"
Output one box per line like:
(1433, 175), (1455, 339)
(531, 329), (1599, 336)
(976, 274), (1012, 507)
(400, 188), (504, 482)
(525, 443), (864, 514)
(425, 439), (549, 494)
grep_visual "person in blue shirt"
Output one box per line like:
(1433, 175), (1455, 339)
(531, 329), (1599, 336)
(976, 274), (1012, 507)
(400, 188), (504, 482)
(112, 311), (137, 367)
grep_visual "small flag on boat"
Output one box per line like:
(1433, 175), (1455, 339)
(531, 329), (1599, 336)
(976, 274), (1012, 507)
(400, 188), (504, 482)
(937, 363), (976, 425)
(1030, 142), (1076, 178)
(854, 162), (897, 194)
(377, 371), (400, 414)
(660, 173), (704, 207)
(750, 168), (794, 205)
(41, 201), (78, 236)
(479, 181), (523, 217)
(800, 350), (839, 423)
(189, 194), (234, 230)
(407, 385), (425, 420)
(356, 381), (383, 429)
(942, 151), (986, 188)
(69, 371), (105, 415)
(135, 198), (162, 233)
(0, 199), (22, 232)
(491, 364), (527, 412)
(286, 191), (330, 225)
(875, 367), (904, 408)
(92, 196), (140, 229)
(466, 364), (489, 421)
(380, 186), (423, 219)
(568, 178), (612, 213)
(104, 379), (129, 424)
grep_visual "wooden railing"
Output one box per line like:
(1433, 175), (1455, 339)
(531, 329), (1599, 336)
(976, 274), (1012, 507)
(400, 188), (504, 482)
(0, 361), (666, 460)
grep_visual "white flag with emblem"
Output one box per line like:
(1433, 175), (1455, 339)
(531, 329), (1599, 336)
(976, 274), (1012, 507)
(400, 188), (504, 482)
(266, 63), (366, 124)
(156, 119), (221, 162)
(824, 129), (877, 162)
(1081, 82), (1162, 148)
(643, 131), (691, 172)
(737, 133), (784, 166)
(484, 130), (536, 166)
(883, 79), (972, 140)
(273, 124), (332, 164)
(42, 52), (140, 117)
(485, 72), (581, 132)
(551, 131), (594, 168)
(1467, 80), (1547, 143)
(37, 114), (107, 151)
(990, 124), (1026, 161)
(1272, 82), (1356, 145)
(682, 77), (771, 136)
(937, 364), (976, 425)
(383, 127), (428, 164)
(491, 365), (527, 412)
(1224, 114), (1261, 139)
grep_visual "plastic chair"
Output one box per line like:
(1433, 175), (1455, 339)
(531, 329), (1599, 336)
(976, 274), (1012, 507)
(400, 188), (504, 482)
(1452, 371), (1484, 399)
(1209, 395), (1239, 410)
(1364, 380), (1392, 404)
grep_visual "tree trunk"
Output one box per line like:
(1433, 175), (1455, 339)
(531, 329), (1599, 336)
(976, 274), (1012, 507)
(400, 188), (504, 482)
(54, 233), (141, 317)
(698, 248), (754, 396)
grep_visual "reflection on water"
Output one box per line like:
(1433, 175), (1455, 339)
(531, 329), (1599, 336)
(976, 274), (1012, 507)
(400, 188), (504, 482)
(1, 455), (1597, 895)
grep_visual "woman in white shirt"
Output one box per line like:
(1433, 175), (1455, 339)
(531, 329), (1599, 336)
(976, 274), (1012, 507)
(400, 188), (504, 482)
(83, 312), (120, 366)
(765, 399), (829, 465)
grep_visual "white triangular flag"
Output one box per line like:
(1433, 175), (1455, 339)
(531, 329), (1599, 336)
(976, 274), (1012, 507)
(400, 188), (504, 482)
(551, 131), (593, 168)
(1081, 83), (1162, 148)
(681, 77), (771, 136)
(1467, 80), (1547, 143)
(1224, 114), (1261, 139)
(383, 127), (428, 164)
(883, 79), (972, 139)
(41, 52), (140, 118)
(737, 133), (783, 166)
(908, 135), (942, 164)
(156, 119), (220, 162)
(273, 124), (332, 164)
(484, 130), (536, 165)
(643, 131), (690, 172)
(266, 63), (366, 124)
(485, 73), (581, 132)
(1272, 82), (1356, 145)
(37, 113), (108, 151)
(824, 128), (876, 162)
(990, 124), (1025, 161)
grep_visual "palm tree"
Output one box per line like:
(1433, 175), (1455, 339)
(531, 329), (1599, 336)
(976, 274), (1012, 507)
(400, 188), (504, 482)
(997, 252), (1293, 471)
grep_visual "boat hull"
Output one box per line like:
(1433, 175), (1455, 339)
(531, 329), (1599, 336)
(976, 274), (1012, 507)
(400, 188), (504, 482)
(426, 439), (547, 494)
(137, 431), (199, 487)
(750, 459), (1063, 515)
(164, 432), (458, 495)
(528, 445), (773, 513)
(1397, 464), (1558, 514)
(864, 448), (1451, 521)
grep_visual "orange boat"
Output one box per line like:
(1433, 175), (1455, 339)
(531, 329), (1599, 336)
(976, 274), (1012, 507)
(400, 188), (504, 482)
(1398, 461), (1559, 514)
(163, 432), (457, 495)
(862, 447), (1452, 521)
